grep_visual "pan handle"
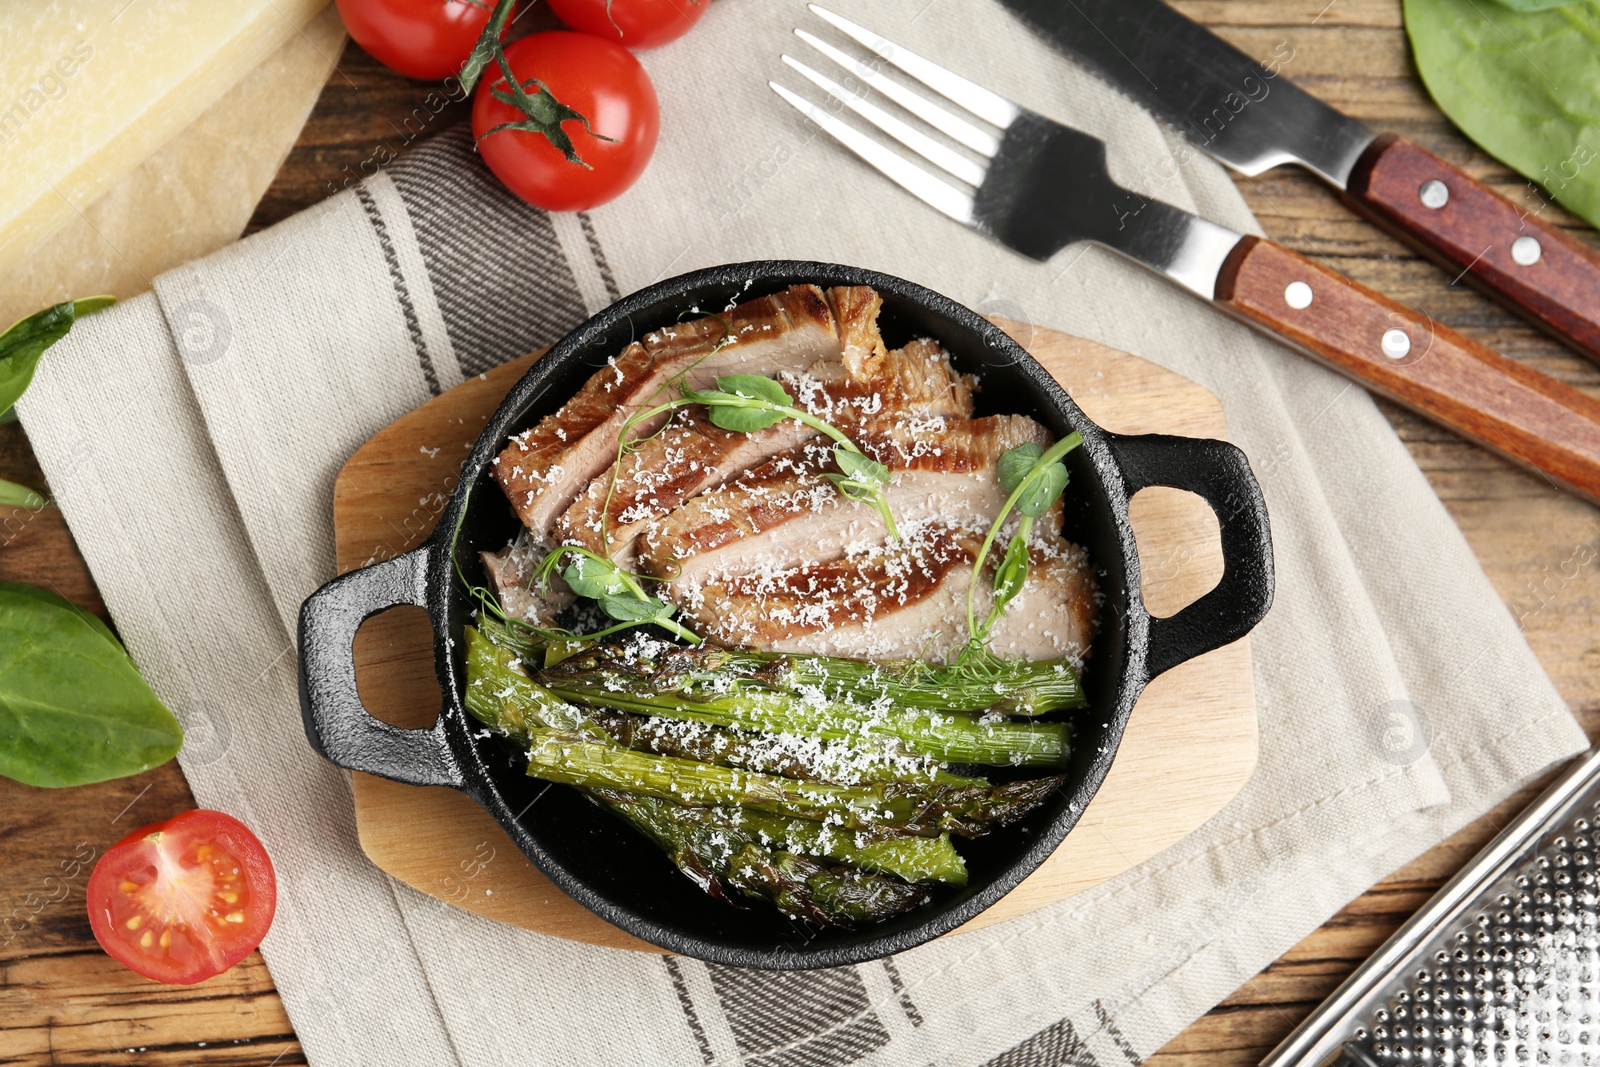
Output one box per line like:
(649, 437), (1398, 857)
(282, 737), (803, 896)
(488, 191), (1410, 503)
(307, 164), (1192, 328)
(1104, 433), (1274, 681)
(297, 547), (462, 789)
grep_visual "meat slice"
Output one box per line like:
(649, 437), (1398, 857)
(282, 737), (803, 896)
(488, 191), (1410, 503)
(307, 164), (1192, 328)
(825, 284), (887, 377)
(679, 524), (1099, 663)
(479, 531), (569, 624)
(493, 284), (853, 550)
(556, 335), (977, 567)
(635, 415), (1055, 594)
(786, 337), (975, 428)
(555, 410), (817, 568)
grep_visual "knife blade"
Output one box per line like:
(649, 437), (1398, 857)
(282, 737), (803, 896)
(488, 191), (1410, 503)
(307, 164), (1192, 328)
(998, 0), (1600, 366)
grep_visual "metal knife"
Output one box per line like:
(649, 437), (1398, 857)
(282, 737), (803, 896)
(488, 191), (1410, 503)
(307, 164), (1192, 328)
(997, 0), (1600, 366)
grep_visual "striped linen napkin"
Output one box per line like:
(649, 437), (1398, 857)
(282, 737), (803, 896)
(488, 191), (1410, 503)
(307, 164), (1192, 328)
(17, 2), (1586, 1063)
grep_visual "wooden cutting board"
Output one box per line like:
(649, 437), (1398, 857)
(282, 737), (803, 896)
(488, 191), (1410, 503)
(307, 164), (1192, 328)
(331, 322), (1260, 953)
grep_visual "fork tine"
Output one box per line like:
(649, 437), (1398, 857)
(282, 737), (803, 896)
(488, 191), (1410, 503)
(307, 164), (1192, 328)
(807, 5), (1019, 130)
(768, 81), (976, 226)
(780, 55), (987, 188)
(793, 29), (999, 159)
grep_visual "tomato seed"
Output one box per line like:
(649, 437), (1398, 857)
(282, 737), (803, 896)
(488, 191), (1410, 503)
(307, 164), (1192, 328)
(125, 916), (141, 930)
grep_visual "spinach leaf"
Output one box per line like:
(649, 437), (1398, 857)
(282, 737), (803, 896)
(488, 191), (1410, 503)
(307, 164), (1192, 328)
(1490, 0), (1578, 10)
(0, 582), (182, 787)
(0, 478), (45, 509)
(0, 296), (115, 413)
(1406, 0), (1600, 228)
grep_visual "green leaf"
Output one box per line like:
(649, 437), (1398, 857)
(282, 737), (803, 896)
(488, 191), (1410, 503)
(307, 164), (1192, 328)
(560, 553), (631, 600)
(0, 406), (16, 425)
(992, 535), (1030, 610)
(1015, 463), (1069, 519)
(0, 296), (115, 414)
(832, 447), (889, 487)
(997, 444), (1044, 495)
(476, 47), (615, 167)
(714, 374), (792, 406)
(0, 477), (46, 509)
(820, 472), (869, 501)
(0, 582), (182, 787)
(702, 398), (789, 433)
(598, 592), (673, 624)
(1488, 0), (1578, 9)
(1405, 0), (1600, 228)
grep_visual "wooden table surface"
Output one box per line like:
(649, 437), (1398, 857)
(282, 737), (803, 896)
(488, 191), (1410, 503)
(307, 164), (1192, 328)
(3, 3), (1598, 1064)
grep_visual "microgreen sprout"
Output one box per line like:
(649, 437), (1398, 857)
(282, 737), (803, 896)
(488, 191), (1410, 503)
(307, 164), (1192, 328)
(961, 433), (1084, 659)
(533, 544), (702, 644)
(684, 374), (900, 539)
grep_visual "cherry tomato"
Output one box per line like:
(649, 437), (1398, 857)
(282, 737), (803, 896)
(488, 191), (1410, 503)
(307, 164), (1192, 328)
(548, 0), (708, 50)
(86, 810), (276, 986)
(337, 0), (515, 80)
(472, 32), (660, 212)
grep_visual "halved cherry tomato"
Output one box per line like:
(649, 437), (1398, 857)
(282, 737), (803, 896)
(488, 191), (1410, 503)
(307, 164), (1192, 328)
(548, 0), (708, 50)
(472, 32), (660, 211)
(337, 0), (515, 80)
(86, 810), (276, 985)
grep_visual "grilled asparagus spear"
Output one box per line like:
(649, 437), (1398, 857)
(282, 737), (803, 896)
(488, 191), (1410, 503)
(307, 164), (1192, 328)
(731, 810), (968, 885)
(521, 729), (1063, 838)
(593, 790), (932, 927)
(466, 626), (972, 882)
(479, 617), (1085, 715)
(470, 627), (985, 787)
(536, 670), (1069, 768)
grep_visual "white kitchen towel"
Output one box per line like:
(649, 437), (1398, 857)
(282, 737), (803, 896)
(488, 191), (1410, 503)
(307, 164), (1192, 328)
(16, 1), (1589, 1064)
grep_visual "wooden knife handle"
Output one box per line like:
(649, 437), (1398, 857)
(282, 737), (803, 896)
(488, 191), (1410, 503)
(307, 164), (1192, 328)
(1215, 235), (1600, 504)
(1344, 134), (1600, 364)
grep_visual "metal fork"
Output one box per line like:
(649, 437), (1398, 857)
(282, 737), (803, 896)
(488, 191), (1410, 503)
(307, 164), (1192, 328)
(769, 5), (1600, 506)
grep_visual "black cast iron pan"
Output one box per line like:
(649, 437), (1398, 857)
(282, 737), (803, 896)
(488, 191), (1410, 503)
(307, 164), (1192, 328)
(298, 261), (1273, 969)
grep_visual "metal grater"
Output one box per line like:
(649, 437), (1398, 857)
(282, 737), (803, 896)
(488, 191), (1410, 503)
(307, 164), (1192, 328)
(1264, 746), (1600, 1067)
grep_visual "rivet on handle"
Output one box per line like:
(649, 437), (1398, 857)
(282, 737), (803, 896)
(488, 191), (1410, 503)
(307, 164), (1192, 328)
(1512, 236), (1543, 266)
(1418, 180), (1449, 210)
(1284, 281), (1313, 310)
(1381, 329), (1412, 360)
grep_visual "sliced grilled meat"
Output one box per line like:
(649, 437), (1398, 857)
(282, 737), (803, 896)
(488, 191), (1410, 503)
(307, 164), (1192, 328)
(679, 523), (1098, 663)
(556, 336), (976, 567)
(492, 284), (848, 550)
(635, 415), (1055, 594)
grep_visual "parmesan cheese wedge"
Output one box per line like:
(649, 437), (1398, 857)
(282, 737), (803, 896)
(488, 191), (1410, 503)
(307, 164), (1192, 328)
(0, 0), (331, 278)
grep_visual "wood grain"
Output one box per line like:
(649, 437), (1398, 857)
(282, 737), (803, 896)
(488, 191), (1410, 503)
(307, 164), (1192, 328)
(5, 5), (1600, 1064)
(1346, 135), (1600, 364)
(333, 324), (1259, 950)
(1216, 234), (1600, 503)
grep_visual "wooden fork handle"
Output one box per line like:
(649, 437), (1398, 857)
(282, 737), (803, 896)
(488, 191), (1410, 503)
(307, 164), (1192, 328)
(1215, 235), (1600, 505)
(1343, 135), (1600, 365)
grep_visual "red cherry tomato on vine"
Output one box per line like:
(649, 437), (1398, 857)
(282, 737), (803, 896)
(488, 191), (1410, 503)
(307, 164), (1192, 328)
(336, 0), (515, 80)
(548, 0), (708, 50)
(472, 32), (660, 212)
(86, 810), (276, 985)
